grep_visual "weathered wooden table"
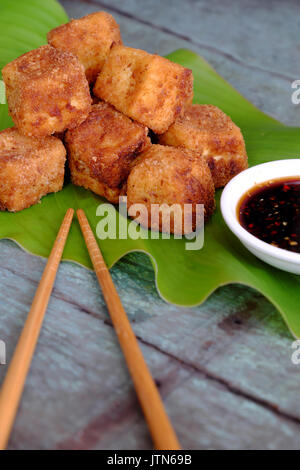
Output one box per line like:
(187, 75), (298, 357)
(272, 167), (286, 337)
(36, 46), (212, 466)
(1, 0), (299, 450)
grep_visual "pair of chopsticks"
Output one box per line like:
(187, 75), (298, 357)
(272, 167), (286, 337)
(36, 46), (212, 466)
(0, 209), (180, 450)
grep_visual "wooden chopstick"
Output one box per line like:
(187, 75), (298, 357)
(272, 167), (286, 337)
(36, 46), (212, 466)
(0, 208), (74, 450)
(76, 209), (181, 450)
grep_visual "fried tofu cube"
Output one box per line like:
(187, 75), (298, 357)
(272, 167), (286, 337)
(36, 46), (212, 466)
(93, 46), (193, 134)
(126, 144), (215, 233)
(0, 128), (66, 212)
(47, 11), (122, 84)
(65, 102), (150, 203)
(2, 45), (91, 137)
(158, 104), (248, 188)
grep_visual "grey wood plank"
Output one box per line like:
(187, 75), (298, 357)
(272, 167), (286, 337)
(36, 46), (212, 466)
(1, 242), (300, 450)
(59, 370), (300, 450)
(1, 239), (298, 424)
(1, 253), (299, 449)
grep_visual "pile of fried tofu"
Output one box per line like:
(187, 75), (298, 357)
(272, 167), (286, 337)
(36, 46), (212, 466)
(0, 11), (248, 231)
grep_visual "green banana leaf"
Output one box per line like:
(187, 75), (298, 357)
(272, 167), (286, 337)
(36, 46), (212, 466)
(0, 0), (300, 337)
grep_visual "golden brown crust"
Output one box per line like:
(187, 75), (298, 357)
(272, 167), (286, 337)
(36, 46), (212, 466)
(48, 12), (123, 84)
(0, 128), (66, 212)
(158, 104), (248, 187)
(70, 165), (121, 204)
(2, 45), (91, 137)
(66, 102), (150, 202)
(126, 144), (215, 233)
(204, 153), (248, 188)
(93, 45), (193, 134)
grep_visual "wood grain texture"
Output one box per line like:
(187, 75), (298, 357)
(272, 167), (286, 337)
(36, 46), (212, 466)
(0, 0), (300, 450)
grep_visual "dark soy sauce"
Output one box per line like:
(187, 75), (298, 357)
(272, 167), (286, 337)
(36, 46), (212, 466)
(238, 177), (300, 254)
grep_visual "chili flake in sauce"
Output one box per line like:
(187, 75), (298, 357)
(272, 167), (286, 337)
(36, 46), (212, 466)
(238, 177), (300, 254)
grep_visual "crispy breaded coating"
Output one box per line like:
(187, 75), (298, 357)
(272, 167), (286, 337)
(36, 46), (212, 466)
(69, 168), (122, 204)
(158, 104), (248, 188)
(93, 45), (193, 134)
(126, 144), (215, 234)
(48, 11), (122, 84)
(2, 45), (91, 137)
(65, 102), (150, 202)
(0, 128), (66, 212)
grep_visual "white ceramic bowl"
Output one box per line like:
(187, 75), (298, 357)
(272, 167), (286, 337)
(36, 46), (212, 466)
(221, 159), (300, 275)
